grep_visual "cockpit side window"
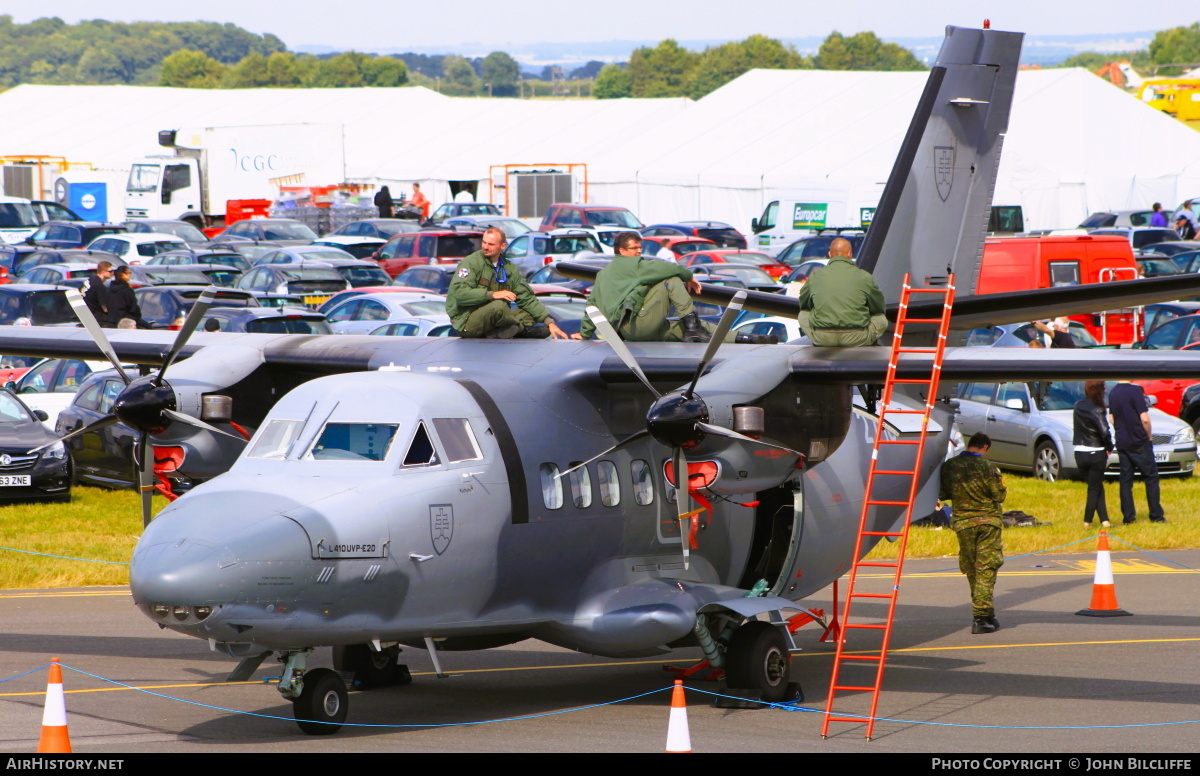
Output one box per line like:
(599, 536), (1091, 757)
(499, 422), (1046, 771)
(431, 418), (482, 462)
(403, 422), (439, 466)
(247, 419), (306, 459)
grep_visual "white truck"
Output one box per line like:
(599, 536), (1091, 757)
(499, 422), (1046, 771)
(124, 123), (346, 227)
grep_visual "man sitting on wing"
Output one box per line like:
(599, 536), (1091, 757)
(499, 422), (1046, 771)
(796, 237), (887, 346)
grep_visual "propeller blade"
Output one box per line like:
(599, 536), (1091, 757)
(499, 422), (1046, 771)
(63, 289), (130, 385)
(586, 307), (661, 398)
(158, 286), (219, 380)
(138, 435), (154, 528)
(695, 421), (803, 457)
(684, 290), (746, 400)
(556, 430), (650, 480)
(162, 409), (247, 441)
(28, 416), (121, 453)
(674, 447), (690, 571)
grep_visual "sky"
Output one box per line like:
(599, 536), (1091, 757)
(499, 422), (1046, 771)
(5, 1), (1197, 52)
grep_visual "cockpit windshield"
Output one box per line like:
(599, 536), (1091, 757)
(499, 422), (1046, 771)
(247, 419), (306, 459)
(305, 422), (399, 461)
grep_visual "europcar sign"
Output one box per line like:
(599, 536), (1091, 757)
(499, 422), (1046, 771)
(792, 203), (827, 230)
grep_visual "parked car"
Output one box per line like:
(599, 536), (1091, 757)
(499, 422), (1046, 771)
(1136, 253), (1181, 277)
(369, 316), (455, 337)
(30, 201), (81, 224)
(390, 265), (460, 296)
(55, 367), (143, 489)
(441, 216), (532, 239)
(0, 387), (71, 502)
(641, 236), (717, 261)
(0, 196), (41, 245)
(678, 249), (790, 279)
(689, 264), (782, 293)
(253, 245), (356, 266)
(146, 249), (252, 273)
(0, 285), (75, 326)
(1167, 249), (1200, 273)
(316, 286), (429, 315)
(248, 292), (307, 309)
(0, 355), (39, 384)
(964, 321), (1101, 348)
(953, 380), (1196, 481)
(1143, 242), (1200, 261)
(526, 258), (611, 293)
(15, 249), (124, 278)
(324, 219), (424, 240)
(323, 292), (447, 335)
(540, 204), (642, 231)
(1142, 302), (1200, 335)
(122, 220), (209, 245)
(7, 358), (113, 430)
(372, 230), (483, 277)
(776, 232), (867, 266)
(235, 264), (350, 308)
(86, 233), (188, 263)
(1177, 382), (1200, 432)
(206, 241), (283, 264)
(128, 265), (216, 288)
(1090, 227), (1181, 251)
(1078, 210), (1160, 229)
(309, 236), (387, 260)
(730, 315), (803, 343)
(506, 230), (603, 276)
(198, 307), (332, 334)
(428, 202), (502, 223)
(25, 221), (127, 249)
(641, 221), (747, 249)
(136, 286), (259, 328)
(19, 262), (104, 289)
(214, 218), (317, 245)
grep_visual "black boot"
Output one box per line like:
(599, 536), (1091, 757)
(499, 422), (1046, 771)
(680, 313), (711, 343)
(516, 324), (551, 339)
(735, 333), (779, 345)
(986, 612), (1000, 630)
(971, 617), (997, 634)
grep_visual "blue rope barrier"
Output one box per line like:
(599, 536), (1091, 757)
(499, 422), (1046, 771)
(0, 664), (50, 685)
(1105, 534), (1197, 570)
(0, 546), (130, 566)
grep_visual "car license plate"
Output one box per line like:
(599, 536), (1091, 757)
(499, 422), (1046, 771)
(0, 475), (31, 486)
(1154, 452), (1169, 462)
(302, 295), (331, 308)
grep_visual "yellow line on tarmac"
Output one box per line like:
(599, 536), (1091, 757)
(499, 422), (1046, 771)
(6, 639), (1200, 698)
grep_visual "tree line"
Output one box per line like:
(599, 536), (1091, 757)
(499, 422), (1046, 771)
(1062, 23), (1200, 76)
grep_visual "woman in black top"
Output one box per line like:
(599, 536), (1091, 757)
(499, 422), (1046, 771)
(1072, 379), (1113, 528)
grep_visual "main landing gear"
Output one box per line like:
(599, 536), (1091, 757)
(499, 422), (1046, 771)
(279, 643), (413, 735)
(723, 621), (793, 703)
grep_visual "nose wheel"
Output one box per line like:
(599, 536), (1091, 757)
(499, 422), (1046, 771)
(292, 667), (348, 735)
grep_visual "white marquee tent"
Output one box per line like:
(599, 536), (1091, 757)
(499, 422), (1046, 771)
(0, 67), (1197, 231)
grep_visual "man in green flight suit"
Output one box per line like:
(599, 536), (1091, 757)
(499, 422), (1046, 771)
(796, 237), (887, 346)
(939, 432), (1007, 634)
(447, 227), (568, 339)
(572, 232), (776, 344)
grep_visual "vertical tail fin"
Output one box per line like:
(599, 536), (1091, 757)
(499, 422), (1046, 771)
(857, 26), (1024, 302)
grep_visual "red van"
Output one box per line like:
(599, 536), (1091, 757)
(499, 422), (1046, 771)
(979, 234), (1140, 344)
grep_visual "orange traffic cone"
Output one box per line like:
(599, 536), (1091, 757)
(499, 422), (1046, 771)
(1076, 531), (1132, 617)
(37, 658), (72, 753)
(664, 679), (691, 753)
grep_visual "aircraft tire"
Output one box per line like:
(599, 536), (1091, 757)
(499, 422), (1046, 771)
(723, 621), (791, 702)
(293, 668), (348, 735)
(338, 644), (412, 690)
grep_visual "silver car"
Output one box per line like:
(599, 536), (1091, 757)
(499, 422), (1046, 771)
(953, 380), (1197, 481)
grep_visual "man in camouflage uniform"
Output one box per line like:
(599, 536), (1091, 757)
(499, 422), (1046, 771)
(447, 227), (567, 339)
(938, 432), (1007, 634)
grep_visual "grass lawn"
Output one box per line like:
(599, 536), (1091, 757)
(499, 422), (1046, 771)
(0, 475), (1196, 589)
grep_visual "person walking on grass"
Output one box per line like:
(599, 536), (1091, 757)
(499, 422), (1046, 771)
(1073, 379), (1113, 529)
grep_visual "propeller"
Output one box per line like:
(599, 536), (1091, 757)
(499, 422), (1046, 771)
(37, 286), (233, 526)
(581, 291), (802, 569)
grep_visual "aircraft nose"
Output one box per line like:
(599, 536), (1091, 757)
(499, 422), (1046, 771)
(130, 496), (313, 608)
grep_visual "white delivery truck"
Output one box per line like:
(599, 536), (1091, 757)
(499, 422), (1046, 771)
(124, 124), (346, 227)
(749, 186), (882, 257)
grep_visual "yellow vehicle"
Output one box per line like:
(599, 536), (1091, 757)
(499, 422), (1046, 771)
(1137, 78), (1200, 121)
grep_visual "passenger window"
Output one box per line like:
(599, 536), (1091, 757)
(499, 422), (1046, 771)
(540, 463), (563, 509)
(996, 383), (1027, 409)
(964, 327), (1002, 347)
(55, 360), (89, 392)
(1048, 261), (1080, 286)
(631, 459), (654, 505)
(567, 462), (593, 508)
(402, 422), (439, 466)
(431, 418), (482, 462)
(597, 460), (620, 506)
(960, 383), (997, 404)
(98, 379), (123, 414)
(74, 381), (102, 411)
(1144, 318), (1187, 350)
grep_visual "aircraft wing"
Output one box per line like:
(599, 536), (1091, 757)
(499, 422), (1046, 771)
(556, 261), (1200, 332)
(596, 346), (1200, 387)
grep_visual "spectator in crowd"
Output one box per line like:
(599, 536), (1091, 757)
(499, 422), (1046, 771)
(1033, 317), (1076, 348)
(1174, 200), (1197, 240)
(373, 186), (394, 218)
(84, 260), (113, 326)
(106, 266), (151, 329)
(410, 183), (430, 221)
(1108, 380), (1166, 524)
(1149, 202), (1168, 227)
(1072, 380), (1113, 529)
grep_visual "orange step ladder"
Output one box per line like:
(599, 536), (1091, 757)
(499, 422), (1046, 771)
(821, 273), (955, 740)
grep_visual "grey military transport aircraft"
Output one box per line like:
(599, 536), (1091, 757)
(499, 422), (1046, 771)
(6, 25), (1200, 735)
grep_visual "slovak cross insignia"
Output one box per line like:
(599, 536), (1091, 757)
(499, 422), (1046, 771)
(430, 504), (453, 554)
(934, 145), (955, 202)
